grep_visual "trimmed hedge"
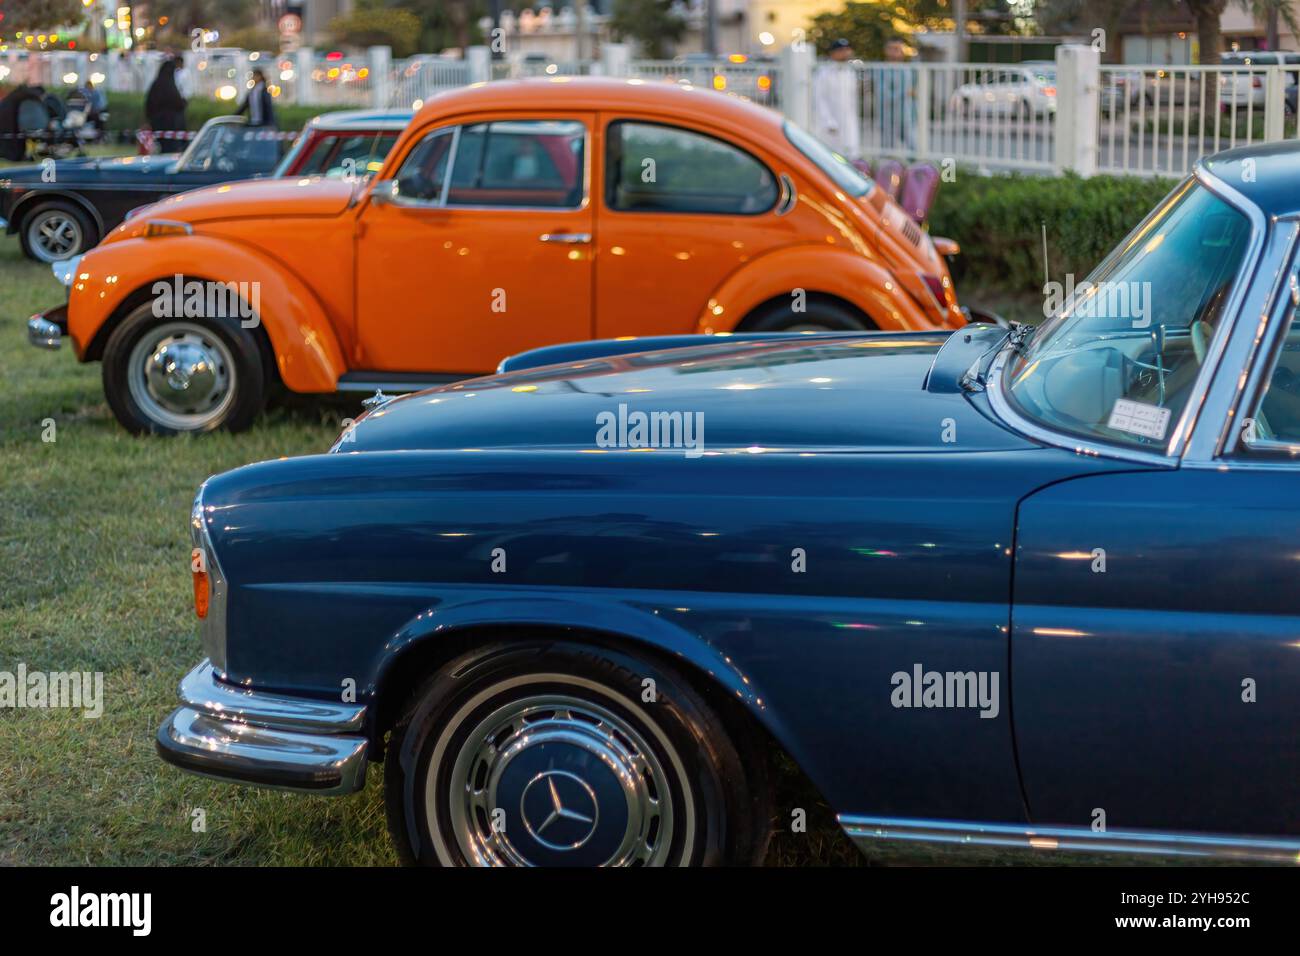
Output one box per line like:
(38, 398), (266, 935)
(929, 171), (1178, 293)
(103, 91), (353, 137)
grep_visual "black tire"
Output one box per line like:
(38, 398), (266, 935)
(101, 302), (266, 435)
(742, 297), (875, 334)
(384, 640), (771, 867)
(19, 200), (97, 262)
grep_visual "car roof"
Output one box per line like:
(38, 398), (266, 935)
(410, 77), (784, 137)
(1200, 140), (1300, 217)
(309, 108), (414, 131)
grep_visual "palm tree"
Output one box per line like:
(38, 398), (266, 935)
(1236, 0), (1300, 51)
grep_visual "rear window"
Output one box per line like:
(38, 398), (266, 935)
(606, 121), (778, 215)
(783, 120), (873, 197)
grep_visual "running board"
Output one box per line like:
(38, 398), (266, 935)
(839, 815), (1300, 864)
(336, 371), (474, 393)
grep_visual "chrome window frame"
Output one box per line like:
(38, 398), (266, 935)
(1205, 215), (1300, 468)
(986, 163), (1268, 468)
(386, 119), (590, 212)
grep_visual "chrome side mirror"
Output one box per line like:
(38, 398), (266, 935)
(369, 179), (400, 205)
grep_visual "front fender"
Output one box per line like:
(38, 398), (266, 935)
(699, 245), (940, 334)
(67, 234), (346, 393)
(373, 590), (776, 726)
(8, 188), (105, 236)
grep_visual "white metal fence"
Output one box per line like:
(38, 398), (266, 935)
(851, 62), (1056, 173)
(851, 49), (1300, 179)
(1095, 63), (1297, 176)
(8, 42), (1300, 179)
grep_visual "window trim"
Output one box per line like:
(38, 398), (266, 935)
(603, 119), (780, 217)
(387, 119), (589, 212)
(1218, 220), (1300, 464)
(987, 165), (1267, 469)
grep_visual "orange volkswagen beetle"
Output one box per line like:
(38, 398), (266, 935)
(27, 78), (967, 433)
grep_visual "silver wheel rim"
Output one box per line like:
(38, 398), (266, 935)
(126, 322), (236, 432)
(427, 676), (690, 867)
(27, 209), (84, 261)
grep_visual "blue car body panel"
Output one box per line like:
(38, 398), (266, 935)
(197, 332), (1141, 823)
(1014, 467), (1300, 835)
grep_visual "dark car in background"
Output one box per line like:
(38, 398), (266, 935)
(1, 108), (410, 262)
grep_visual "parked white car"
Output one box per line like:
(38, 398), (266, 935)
(1101, 69), (1145, 113)
(949, 62), (1056, 119)
(1218, 51), (1300, 109)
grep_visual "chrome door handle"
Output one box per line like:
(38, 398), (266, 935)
(539, 232), (591, 244)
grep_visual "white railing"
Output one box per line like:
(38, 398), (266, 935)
(851, 62), (1056, 172)
(1096, 63), (1296, 176)
(389, 56), (472, 109)
(627, 59), (781, 109)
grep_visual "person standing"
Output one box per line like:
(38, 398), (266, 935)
(145, 57), (188, 154)
(813, 38), (861, 159)
(873, 39), (916, 152)
(235, 69), (277, 129)
(145, 58), (187, 153)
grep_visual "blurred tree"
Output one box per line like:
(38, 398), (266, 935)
(1185, 0), (1227, 60)
(1036, 0), (1131, 61)
(609, 0), (686, 58)
(387, 0), (486, 52)
(808, 2), (897, 57)
(808, 0), (1016, 58)
(1, 0), (86, 32)
(330, 2), (423, 57)
(222, 25), (281, 51)
(148, 0), (257, 40)
(1236, 0), (1300, 51)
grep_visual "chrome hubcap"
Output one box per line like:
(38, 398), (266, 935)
(127, 323), (235, 431)
(436, 690), (677, 867)
(29, 211), (83, 261)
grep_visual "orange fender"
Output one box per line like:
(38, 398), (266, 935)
(697, 244), (942, 335)
(67, 235), (346, 393)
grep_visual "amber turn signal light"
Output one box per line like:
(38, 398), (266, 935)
(144, 220), (193, 239)
(191, 547), (209, 619)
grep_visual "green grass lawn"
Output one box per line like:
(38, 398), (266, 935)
(0, 236), (1138, 867)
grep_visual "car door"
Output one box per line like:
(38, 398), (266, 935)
(594, 116), (787, 338)
(354, 114), (593, 373)
(1010, 256), (1300, 840)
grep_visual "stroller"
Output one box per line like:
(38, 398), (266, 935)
(0, 85), (110, 160)
(34, 86), (110, 158)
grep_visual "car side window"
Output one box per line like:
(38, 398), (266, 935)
(1239, 284), (1300, 449)
(296, 135), (339, 175)
(394, 127), (455, 202)
(444, 120), (585, 208)
(605, 121), (778, 215)
(325, 133), (399, 179)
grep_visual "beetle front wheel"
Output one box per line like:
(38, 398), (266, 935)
(101, 304), (267, 434)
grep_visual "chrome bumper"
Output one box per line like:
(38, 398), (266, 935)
(27, 314), (62, 349)
(156, 660), (368, 795)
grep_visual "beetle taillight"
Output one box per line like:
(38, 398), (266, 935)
(921, 272), (950, 306)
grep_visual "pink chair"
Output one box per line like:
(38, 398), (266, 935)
(851, 158), (873, 178)
(873, 158), (904, 199)
(898, 162), (941, 224)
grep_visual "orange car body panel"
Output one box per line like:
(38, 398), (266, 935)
(69, 78), (965, 392)
(68, 233), (347, 392)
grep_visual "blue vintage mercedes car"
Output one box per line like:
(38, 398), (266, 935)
(158, 143), (1300, 866)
